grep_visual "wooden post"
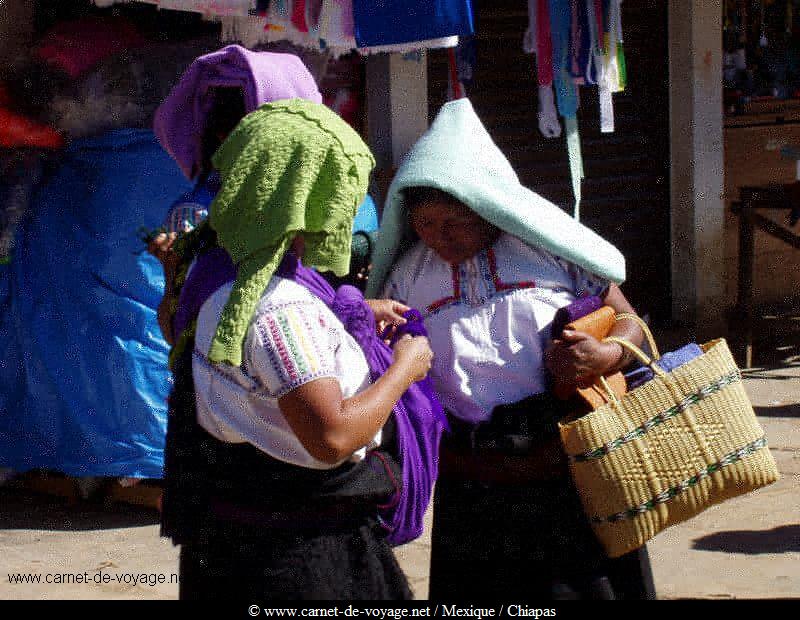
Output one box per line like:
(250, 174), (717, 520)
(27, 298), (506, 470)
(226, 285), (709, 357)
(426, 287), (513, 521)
(736, 197), (755, 368)
(364, 51), (429, 211)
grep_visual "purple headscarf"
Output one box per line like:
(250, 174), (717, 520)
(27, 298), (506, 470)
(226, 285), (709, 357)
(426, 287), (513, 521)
(154, 45), (322, 180)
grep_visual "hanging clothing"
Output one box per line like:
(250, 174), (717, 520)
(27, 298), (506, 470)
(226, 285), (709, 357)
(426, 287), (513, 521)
(156, 0), (252, 16)
(357, 37), (460, 56)
(352, 0), (474, 47)
(319, 0), (358, 57)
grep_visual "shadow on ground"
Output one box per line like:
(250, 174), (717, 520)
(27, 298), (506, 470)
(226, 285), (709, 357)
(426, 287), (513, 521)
(692, 525), (800, 555)
(753, 403), (800, 418)
(0, 487), (160, 532)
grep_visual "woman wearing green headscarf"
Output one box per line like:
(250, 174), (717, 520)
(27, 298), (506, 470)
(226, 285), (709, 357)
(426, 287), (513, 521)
(166, 99), (434, 600)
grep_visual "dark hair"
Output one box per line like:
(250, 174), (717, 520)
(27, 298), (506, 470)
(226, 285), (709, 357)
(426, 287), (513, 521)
(402, 186), (463, 211)
(199, 86), (247, 177)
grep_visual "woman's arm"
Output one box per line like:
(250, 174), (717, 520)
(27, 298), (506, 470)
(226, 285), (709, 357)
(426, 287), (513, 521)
(148, 232), (180, 345)
(545, 284), (644, 385)
(278, 335), (433, 464)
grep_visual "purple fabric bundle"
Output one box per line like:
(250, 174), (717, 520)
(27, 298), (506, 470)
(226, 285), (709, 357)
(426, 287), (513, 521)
(173, 247), (236, 338)
(624, 343), (704, 390)
(175, 250), (444, 546)
(286, 257), (445, 546)
(550, 294), (604, 338)
(153, 45), (322, 180)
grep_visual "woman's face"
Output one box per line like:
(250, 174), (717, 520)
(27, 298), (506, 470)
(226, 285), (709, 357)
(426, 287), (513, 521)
(409, 196), (500, 265)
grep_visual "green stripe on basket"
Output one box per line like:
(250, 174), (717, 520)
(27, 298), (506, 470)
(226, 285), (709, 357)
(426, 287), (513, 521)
(570, 370), (742, 463)
(590, 436), (768, 524)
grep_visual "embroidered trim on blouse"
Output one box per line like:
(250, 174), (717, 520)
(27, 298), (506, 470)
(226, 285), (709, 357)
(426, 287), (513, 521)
(255, 304), (332, 389)
(426, 248), (537, 316)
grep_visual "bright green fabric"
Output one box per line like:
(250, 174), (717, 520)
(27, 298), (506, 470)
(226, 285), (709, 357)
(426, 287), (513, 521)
(208, 99), (375, 366)
(366, 98), (626, 298)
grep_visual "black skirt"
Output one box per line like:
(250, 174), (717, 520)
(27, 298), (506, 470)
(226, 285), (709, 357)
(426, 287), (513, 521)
(428, 472), (655, 601)
(428, 397), (656, 601)
(163, 328), (410, 601)
(179, 517), (412, 601)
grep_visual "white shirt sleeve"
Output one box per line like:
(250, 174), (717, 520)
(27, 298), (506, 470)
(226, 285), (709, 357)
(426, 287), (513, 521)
(247, 301), (340, 399)
(554, 256), (610, 298)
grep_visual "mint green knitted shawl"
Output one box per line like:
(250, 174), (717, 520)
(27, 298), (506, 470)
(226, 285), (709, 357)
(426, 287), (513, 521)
(207, 99), (375, 366)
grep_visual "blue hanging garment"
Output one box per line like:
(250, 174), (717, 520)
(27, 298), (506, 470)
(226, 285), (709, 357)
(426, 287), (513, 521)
(353, 0), (474, 48)
(0, 129), (191, 479)
(548, 0), (578, 118)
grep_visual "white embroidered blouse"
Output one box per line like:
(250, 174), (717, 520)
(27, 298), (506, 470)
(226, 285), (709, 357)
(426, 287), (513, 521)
(192, 277), (379, 470)
(383, 233), (609, 424)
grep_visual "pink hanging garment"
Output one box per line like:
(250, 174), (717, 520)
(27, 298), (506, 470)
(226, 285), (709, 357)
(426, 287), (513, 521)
(536, 0), (554, 86)
(291, 0), (309, 32)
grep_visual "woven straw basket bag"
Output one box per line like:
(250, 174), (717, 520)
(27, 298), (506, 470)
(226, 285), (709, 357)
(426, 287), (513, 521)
(559, 313), (780, 558)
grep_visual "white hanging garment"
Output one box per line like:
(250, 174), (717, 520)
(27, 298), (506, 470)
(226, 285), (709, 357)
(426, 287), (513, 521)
(357, 36), (459, 56)
(537, 84), (562, 138)
(319, 0), (358, 59)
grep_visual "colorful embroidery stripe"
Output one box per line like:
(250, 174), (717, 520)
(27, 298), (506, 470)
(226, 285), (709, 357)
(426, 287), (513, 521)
(426, 248), (536, 315)
(276, 311), (310, 377)
(261, 306), (327, 384)
(285, 306), (319, 375)
(590, 437), (769, 524)
(264, 314), (299, 382)
(570, 370), (742, 463)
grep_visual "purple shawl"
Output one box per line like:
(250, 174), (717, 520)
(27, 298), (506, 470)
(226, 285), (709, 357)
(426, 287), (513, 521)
(177, 250), (444, 546)
(154, 45), (322, 180)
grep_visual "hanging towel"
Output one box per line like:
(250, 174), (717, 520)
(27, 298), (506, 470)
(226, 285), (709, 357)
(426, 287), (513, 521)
(366, 98), (625, 298)
(153, 45), (322, 180)
(353, 0), (474, 47)
(158, 0), (252, 16)
(319, 0), (358, 57)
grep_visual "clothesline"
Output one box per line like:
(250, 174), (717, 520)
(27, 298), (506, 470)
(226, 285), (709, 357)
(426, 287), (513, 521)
(92, 1), (471, 58)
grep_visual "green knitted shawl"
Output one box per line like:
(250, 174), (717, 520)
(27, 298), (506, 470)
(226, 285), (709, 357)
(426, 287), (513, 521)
(207, 99), (375, 366)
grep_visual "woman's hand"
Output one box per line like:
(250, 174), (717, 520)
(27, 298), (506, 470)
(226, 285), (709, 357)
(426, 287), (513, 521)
(365, 298), (409, 338)
(147, 232), (180, 288)
(545, 329), (623, 387)
(392, 334), (434, 383)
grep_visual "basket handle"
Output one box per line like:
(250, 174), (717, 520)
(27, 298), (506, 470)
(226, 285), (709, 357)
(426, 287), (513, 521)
(603, 336), (669, 379)
(597, 375), (623, 407)
(613, 312), (661, 360)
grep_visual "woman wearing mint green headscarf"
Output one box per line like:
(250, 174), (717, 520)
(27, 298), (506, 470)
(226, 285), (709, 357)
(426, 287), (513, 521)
(368, 99), (655, 600)
(165, 99), (439, 600)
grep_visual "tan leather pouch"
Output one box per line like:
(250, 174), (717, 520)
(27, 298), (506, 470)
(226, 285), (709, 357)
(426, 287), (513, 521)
(553, 306), (627, 408)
